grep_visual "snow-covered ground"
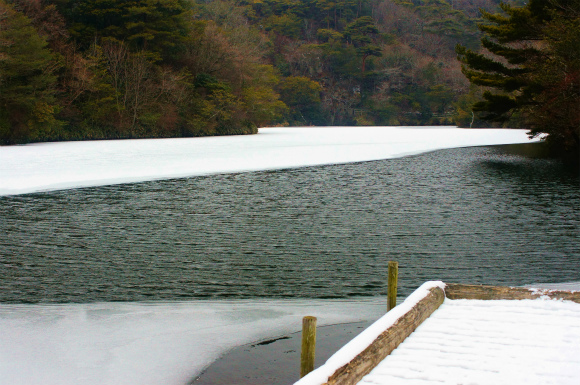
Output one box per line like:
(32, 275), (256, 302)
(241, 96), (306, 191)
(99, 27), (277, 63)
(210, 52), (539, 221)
(0, 126), (537, 196)
(296, 282), (580, 385)
(0, 298), (385, 385)
(358, 297), (580, 385)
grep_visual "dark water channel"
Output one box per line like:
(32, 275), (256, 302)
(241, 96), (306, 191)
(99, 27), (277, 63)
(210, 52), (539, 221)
(1, 144), (578, 303)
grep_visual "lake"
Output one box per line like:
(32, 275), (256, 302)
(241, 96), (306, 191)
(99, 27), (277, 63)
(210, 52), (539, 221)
(1, 143), (578, 304)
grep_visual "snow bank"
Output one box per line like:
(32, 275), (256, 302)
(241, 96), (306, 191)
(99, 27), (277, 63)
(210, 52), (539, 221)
(294, 281), (446, 385)
(0, 298), (385, 385)
(0, 126), (537, 196)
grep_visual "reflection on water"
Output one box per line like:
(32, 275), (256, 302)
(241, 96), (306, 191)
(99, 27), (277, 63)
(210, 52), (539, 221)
(1, 144), (578, 303)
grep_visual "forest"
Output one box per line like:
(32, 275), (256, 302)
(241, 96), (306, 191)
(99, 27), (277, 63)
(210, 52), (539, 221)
(0, 0), (577, 160)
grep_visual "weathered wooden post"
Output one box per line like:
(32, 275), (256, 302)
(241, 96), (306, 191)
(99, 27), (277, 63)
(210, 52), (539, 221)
(387, 261), (398, 312)
(300, 316), (317, 378)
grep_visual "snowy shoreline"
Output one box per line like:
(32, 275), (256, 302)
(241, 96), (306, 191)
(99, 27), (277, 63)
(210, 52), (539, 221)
(0, 297), (386, 385)
(0, 126), (537, 196)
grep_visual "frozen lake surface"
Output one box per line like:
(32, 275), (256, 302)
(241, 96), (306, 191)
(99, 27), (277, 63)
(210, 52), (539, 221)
(1, 126), (577, 385)
(0, 126), (536, 196)
(0, 298), (385, 385)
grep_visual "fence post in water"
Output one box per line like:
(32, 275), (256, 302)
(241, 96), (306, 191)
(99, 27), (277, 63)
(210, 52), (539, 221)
(387, 261), (398, 312)
(300, 316), (317, 378)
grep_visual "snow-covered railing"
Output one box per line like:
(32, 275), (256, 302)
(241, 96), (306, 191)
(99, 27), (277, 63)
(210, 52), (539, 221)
(295, 282), (580, 385)
(294, 281), (446, 385)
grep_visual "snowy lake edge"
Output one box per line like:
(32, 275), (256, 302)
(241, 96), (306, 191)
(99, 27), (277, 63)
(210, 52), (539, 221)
(0, 126), (539, 196)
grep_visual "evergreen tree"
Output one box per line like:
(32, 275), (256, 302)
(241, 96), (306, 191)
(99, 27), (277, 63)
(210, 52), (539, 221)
(62, 0), (190, 61)
(0, 1), (61, 144)
(343, 16), (381, 74)
(456, 0), (579, 160)
(277, 76), (323, 124)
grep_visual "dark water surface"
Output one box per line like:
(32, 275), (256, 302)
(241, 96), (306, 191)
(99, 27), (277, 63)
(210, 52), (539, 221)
(1, 144), (578, 303)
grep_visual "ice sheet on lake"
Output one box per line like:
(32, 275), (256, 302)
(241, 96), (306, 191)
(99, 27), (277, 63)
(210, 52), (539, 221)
(0, 126), (545, 384)
(0, 126), (537, 196)
(525, 281), (580, 291)
(0, 298), (385, 385)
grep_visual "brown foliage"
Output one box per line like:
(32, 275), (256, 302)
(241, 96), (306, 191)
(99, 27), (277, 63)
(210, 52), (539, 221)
(13, 0), (69, 52)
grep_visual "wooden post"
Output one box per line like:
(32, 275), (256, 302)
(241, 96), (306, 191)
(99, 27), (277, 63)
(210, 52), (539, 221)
(300, 316), (317, 378)
(387, 261), (398, 312)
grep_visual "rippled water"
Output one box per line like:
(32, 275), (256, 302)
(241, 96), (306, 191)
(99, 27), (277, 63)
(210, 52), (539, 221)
(1, 144), (578, 303)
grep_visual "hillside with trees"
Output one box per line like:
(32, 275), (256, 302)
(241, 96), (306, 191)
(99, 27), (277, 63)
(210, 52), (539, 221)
(5, 0), (571, 155)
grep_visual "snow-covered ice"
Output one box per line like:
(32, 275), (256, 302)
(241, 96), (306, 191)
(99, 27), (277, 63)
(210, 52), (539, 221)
(0, 298), (386, 385)
(525, 282), (580, 292)
(0, 126), (537, 196)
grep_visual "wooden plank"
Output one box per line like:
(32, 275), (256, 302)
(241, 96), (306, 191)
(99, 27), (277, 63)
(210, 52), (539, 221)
(323, 286), (445, 385)
(445, 283), (580, 304)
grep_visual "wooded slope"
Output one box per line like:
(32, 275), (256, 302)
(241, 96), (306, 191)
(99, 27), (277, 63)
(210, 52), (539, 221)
(1, 0), (514, 144)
